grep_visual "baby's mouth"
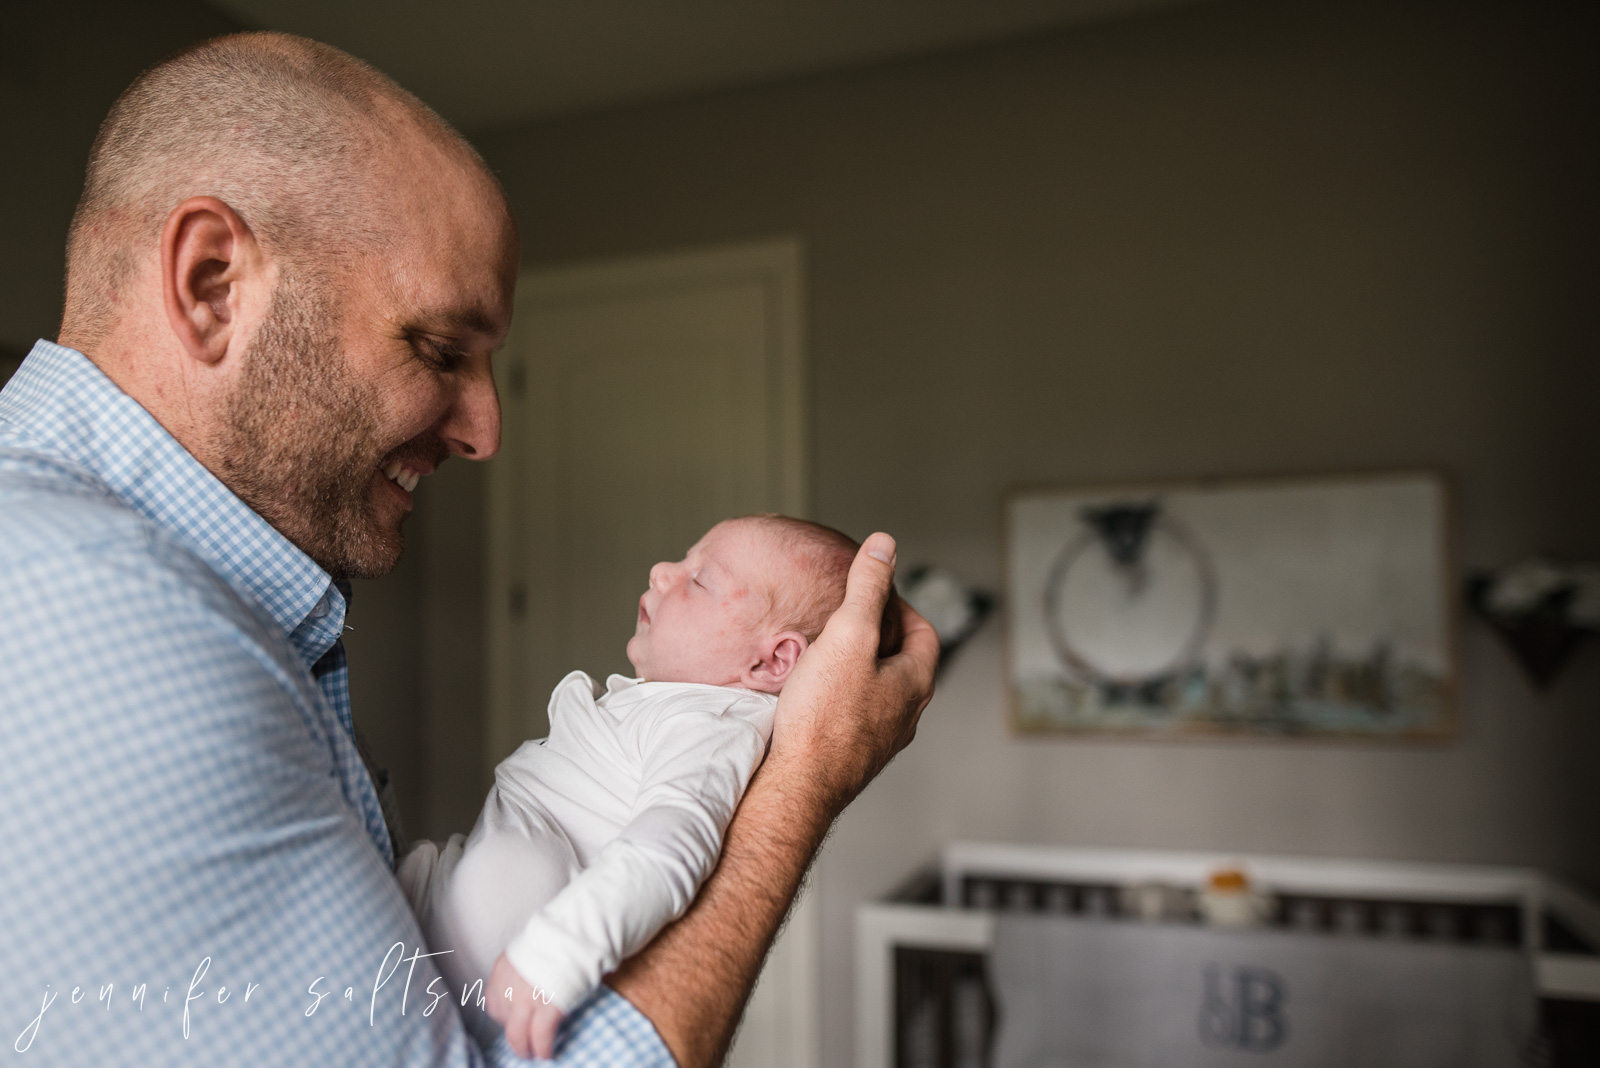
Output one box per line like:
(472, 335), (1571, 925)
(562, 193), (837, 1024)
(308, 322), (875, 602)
(637, 597), (650, 625)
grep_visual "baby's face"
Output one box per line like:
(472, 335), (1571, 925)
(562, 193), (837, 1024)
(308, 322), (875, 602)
(627, 520), (782, 687)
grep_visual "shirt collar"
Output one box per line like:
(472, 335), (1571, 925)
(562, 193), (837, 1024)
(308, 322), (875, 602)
(601, 673), (778, 705)
(0, 340), (345, 666)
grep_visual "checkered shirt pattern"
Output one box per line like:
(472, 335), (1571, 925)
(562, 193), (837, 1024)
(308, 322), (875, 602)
(0, 342), (675, 1067)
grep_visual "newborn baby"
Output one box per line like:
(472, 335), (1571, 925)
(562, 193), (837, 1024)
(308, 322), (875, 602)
(399, 514), (860, 1058)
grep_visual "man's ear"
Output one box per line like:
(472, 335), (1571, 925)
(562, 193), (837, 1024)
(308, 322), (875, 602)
(744, 631), (809, 693)
(160, 196), (264, 366)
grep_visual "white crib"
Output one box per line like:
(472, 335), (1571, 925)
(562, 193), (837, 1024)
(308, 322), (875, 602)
(856, 842), (1600, 1068)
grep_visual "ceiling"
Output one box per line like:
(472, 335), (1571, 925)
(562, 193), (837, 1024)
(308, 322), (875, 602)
(213, 0), (1202, 132)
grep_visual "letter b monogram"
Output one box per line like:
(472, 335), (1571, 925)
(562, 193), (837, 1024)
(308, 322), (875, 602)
(1199, 964), (1288, 1051)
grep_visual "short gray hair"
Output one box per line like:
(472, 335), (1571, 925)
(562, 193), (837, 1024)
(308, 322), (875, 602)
(62, 32), (478, 345)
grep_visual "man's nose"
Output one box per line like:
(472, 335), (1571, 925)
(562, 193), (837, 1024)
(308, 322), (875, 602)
(435, 364), (501, 461)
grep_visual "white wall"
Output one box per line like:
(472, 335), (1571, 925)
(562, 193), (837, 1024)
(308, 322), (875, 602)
(459, 2), (1599, 1062)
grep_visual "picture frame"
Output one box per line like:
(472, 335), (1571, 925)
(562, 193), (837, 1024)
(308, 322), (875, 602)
(1004, 471), (1456, 740)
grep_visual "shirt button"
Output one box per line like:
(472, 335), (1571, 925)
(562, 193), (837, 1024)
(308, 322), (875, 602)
(309, 594), (330, 619)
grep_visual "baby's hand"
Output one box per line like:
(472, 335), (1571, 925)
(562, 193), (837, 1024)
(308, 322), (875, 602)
(487, 952), (565, 1060)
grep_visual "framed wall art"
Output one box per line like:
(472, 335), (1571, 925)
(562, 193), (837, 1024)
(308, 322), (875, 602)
(1005, 472), (1454, 739)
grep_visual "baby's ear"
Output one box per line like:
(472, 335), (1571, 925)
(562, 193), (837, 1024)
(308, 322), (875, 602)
(746, 631), (809, 692)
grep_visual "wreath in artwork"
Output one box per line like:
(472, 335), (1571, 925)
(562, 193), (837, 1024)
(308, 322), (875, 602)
(1042, 501), (1217, 698)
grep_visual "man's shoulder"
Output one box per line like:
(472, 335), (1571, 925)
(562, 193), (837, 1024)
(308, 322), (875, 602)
(0, 442), (258, 629)
(0, 439), (323, 755)
(0, 442), (144, 557)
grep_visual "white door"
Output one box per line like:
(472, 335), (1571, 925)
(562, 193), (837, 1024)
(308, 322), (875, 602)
(488, 238), (817, 1068)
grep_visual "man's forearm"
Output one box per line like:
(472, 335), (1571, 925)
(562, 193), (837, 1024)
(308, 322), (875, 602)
(606, 752), (830, 1068)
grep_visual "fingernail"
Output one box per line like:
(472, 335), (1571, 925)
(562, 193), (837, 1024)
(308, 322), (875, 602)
(865, 533), (896, 566)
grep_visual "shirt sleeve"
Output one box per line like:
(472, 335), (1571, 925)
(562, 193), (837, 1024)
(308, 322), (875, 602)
(0, 539), (674, 1067)
(503, 700), (770, 1011)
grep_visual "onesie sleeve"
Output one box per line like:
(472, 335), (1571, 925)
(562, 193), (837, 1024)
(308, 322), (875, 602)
(502, 696), (772, 1011)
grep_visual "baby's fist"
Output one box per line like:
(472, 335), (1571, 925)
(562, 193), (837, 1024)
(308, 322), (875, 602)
(487, 952), (565, 1060)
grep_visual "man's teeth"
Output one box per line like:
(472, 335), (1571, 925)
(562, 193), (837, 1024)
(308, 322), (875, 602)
(383, 462), (421, 493)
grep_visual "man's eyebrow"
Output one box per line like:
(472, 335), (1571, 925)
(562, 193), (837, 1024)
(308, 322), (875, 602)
(414, 305), (500, 338)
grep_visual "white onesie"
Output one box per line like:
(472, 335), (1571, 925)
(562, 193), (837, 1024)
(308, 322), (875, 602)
(399, 670), (776, 1014)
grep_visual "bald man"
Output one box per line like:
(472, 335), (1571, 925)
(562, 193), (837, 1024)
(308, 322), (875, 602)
(0, 33), (936, 1068)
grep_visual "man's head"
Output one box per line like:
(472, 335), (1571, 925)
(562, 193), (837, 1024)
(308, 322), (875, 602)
(627, 515), (860, 694)
(59, 33), (519, 579)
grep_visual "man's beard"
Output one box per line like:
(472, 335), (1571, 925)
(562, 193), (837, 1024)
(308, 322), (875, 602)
(215, 271), (402, 581)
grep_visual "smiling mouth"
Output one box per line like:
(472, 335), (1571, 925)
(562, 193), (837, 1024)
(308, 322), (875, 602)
(381, 460), (426, 494)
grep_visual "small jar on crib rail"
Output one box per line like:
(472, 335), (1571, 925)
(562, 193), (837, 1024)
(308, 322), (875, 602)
(1198, 866), (1272, 928)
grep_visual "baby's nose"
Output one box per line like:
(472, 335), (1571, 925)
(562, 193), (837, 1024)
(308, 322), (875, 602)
(648, 561), (674, 590)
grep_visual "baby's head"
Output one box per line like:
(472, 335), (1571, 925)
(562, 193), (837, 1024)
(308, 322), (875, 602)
(626, 515), (858, 694)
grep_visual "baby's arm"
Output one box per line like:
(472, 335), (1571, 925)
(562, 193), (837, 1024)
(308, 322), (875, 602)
(491, 701), (770, 1054)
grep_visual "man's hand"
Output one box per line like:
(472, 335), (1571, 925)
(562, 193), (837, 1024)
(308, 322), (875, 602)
(766, 531), (939, 818)
(487, 951), (565, 1061)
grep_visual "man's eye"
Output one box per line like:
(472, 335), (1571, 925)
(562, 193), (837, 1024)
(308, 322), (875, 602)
(412, 338), (462, 371)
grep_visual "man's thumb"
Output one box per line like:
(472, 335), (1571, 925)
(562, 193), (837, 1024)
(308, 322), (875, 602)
(837, 532), (897, 626)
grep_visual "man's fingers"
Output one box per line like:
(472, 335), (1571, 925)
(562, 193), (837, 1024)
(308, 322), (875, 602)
(891, 599), (940, 682)
(885, 600), (940, 727)
(877, 588), (907, 658)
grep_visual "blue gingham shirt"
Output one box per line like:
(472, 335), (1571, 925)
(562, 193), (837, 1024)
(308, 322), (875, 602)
(0, 341), (674, 1067)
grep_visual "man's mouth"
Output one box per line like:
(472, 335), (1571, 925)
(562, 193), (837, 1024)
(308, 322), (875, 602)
(381, 460), (430, 494)
(375, 436), (450, 501)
